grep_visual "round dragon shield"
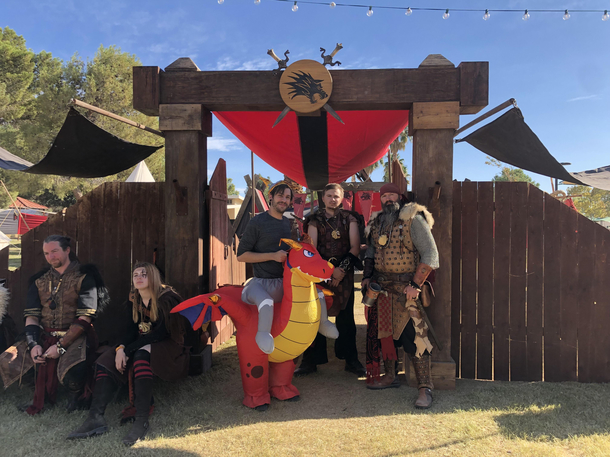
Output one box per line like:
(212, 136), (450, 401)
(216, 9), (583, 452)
(280, 59), (333, 113)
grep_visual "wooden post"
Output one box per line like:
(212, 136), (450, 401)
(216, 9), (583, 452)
(409, 96), (460, 389)
(158, 59), (212, 299)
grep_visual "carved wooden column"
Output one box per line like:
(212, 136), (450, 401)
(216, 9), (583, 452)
(158, 59), (212, 299)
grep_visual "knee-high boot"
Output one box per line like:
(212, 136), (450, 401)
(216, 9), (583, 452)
(410, 353), (433, 409)
(123, 350), (153, 446)
(67, 366), (116, 439)
(366, 358), (400, 390)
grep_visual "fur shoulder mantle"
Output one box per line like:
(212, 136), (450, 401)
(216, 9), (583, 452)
(365, 202), (434, 237)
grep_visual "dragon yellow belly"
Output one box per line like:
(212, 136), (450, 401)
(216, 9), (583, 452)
(268, 279), (320, 363)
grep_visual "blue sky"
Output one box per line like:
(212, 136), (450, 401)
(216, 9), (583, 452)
(3, 0), (609, 194)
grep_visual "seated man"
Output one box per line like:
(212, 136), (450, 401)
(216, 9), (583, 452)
(236, 182), (294, 355)
(0, 235), (107, 414)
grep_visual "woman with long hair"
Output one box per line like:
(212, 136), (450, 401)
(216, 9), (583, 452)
(67, 262), (190, 446)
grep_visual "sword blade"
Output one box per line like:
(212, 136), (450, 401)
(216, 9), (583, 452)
(272, 106), (292, 128)
(323, 104), (344, 124)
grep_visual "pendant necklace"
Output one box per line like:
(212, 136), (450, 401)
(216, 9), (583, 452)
(325, 215), (341, 240)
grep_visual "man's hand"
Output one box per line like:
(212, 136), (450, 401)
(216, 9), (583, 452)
(272, 250), (288, 263)
(361, 278), (371, 289)
(330, 267), (345, 287)
(30, 345), (44, 363)
(404, 285), (420, 301)
(43, 344), (60, 360)
(115, 348), (128, 374)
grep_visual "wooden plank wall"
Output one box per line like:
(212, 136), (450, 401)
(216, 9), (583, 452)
(452, 181), (610, 382)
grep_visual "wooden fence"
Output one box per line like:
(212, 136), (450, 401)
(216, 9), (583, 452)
(452, 181), (610, 383)
(4, 178), (243, 349)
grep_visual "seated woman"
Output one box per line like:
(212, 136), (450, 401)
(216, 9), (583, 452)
(68, 262), (189, 446)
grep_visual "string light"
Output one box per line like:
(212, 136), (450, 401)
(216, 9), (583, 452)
(225, 2), (610, 23)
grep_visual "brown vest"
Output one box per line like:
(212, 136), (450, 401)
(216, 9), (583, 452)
(314, 210), (352, 261)
(36, 265), (86, 330)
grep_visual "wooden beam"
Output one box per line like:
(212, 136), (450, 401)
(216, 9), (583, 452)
(409, 102), (460, 132)
(133, 66), (161, 116)
(458, 62), (489, 115)
(159, 104), (213, 134)
(157, 67), (460, 111)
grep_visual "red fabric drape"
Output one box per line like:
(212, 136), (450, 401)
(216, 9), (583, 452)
(18, 213), (47, 234)
(214, 111), (409, 189)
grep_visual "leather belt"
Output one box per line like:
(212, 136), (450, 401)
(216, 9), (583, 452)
(49, 331), (67, 337)
(375, 272), (414, 283)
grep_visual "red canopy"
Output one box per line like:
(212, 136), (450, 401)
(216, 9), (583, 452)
(215, 110), (409, 190)
(18, 213), (47, 235)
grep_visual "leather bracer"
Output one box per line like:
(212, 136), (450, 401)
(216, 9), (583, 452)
(413, 263), (434, 287)
(363, 257), (375, 279)
(25, 324), (42, 350)
(59, 318), (91, 348)
(338, 252), (363, 272)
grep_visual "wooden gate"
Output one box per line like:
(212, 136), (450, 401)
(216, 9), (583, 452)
(452, 181), (610, 382)
(206, 159), (245, 350)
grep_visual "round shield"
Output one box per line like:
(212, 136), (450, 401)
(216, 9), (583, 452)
(280, 59), (333, 113)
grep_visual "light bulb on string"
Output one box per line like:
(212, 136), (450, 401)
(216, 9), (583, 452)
(218, 0), (224, 4)
(483, 9), (490, 21)
(522, 9), (530, 21)
(254, 0), (260, 4)
(292, 1), (298, 12)
(405, 7), (412, 16)
(563, 10), (570, 20)
(330, 2), (336, 8)
(367, 6), (373, 17)
(603, 10), (609, 21)
(443, 9), (450, 20)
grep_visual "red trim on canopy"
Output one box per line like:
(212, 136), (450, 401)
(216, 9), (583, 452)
(215, 110), (409, 188)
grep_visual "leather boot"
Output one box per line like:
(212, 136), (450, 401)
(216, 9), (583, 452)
(410, 353), (433, 409)
(123, 355), (154, 446)
(366, 359), (400, 390)
(67, 374), (116, 439)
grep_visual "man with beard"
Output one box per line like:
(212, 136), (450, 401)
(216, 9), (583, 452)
(361, 183), (439, 409)
(294, 183), (366, 377)
(237, 182), (294, 355)
(0, 235), (108, 415)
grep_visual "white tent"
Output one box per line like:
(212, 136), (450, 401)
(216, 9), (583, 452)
(126, 161), (155, 183)
(0, 230), (10, 251)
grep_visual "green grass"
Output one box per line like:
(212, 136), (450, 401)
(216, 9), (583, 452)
(1, 304), (609, 457)
(8, 237), (20, 270)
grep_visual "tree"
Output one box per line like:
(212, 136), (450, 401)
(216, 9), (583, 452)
(363, 127), (410, 182)
(227, 178), (237, 196)
(567, 185), (610, 219)
(486, 157), (540, 187)
(0, 27), (34, 124)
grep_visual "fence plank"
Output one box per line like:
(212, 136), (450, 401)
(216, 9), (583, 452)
(558, 204), (579, 381)
(476, 182), (493, 380)
(76, 194), (92, 263)
(543, 194), (563, 382)
(591, 223), (610, 382)
(576, 216), (596, 382)
(0, 246), (8, 282)
(7, 268), (22, 332)
(132, 184), (147, 265)
(526, 185), (543, 381)
(450, 181), (461, 376)
(460, 182), (477, 379)
(88, 184), (106, 269)
(509, 183), (528, 381)
(145, 181), (161, 265)
(156, 183), (166, 278)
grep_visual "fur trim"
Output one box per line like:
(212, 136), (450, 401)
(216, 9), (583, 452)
(0, 285), (9, 325)
(399, 203), (435, 230)
(79, 264), (111, 314)
(28, 267), (51, 287)
(364, 203), (434, 237)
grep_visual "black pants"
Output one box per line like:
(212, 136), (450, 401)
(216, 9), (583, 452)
(394, 319), (417, 357)
(62, 360), (88, 393)
(302, 289), (359, 366)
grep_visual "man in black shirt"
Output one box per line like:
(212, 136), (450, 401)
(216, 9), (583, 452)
(237, 183), (293, 354)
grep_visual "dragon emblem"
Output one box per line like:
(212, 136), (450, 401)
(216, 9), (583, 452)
(284, 71), (328, 104)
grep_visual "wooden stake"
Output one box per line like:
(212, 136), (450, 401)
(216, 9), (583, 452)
(1, 180), (30, 231)
(454, 99), (516, 137)
(70, 99), (165, 138)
